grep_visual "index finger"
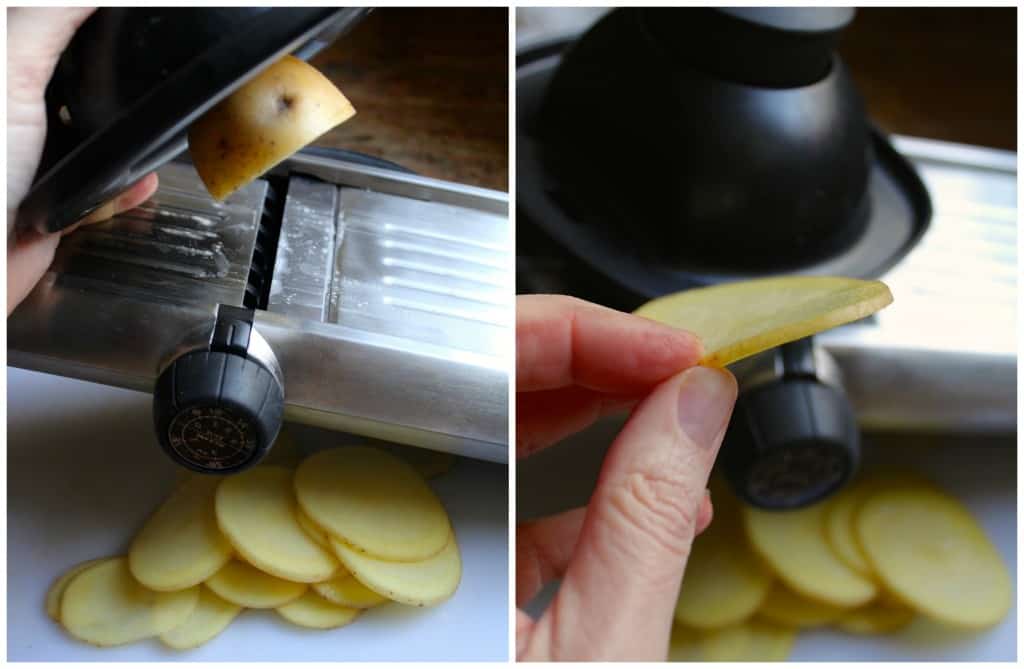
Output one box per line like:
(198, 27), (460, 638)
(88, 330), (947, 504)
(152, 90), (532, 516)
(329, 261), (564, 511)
(516, 294), (702, 394)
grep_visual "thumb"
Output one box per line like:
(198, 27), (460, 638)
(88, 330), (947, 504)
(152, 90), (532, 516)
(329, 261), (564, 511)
(527, 365), (737, 660)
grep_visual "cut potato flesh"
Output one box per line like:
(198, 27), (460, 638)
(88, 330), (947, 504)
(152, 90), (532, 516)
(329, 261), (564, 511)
(296, 507), (331, 549)
(160, 587), (242, 650)
(295, 446), (451, 561)
(276, 591), (360, 629)
(189, 55), (356, 201)
(633, 276), (892, 367)
(856, 484), (1011, 628)
(61, 558), (198, 647)
(129, 475), (233, 591)
(215, 465), (339, 583)
(313, 573), (389, 609)
(674, 489), (773, 629)
(700, 619), (796, 661)
(744, 501), (876, 607)
(758, 582), (849, 627)
(823, 482), (875, 577)
(46, 558), (108, 622)
(331, 533), (461, 607)
(836, 601), (916, 635)
(205, 559), (307, 609)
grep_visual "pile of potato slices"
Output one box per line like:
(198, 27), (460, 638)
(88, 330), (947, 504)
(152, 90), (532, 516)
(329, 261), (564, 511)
(669, 472), (1012, 661)
(46, 440), (458, 650)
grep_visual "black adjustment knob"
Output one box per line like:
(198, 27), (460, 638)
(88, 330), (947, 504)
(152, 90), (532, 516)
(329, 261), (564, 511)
(153, 349), (284, 474)
(719, 378), (859, 509)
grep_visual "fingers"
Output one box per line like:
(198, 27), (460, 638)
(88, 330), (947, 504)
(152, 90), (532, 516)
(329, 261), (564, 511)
(516, 386), (636, 458)
(7, 8), (96, 105)
(67, 173), (159, 233)
(524, 366), (737, 660)
(7, 230), (60, 315)
(516, 294), (702, 394)
(516, 507), (586, 607)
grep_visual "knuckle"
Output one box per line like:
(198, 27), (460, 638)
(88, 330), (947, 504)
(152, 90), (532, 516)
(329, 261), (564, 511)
(605, 470), (699, 557)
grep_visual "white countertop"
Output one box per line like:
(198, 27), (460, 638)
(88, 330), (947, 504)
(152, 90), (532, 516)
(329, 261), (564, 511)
(7, 367), (509, 662)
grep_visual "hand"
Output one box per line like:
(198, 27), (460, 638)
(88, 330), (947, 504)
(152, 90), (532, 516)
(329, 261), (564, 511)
(516, 295), (738, 661)
(7, 7), (158, 314)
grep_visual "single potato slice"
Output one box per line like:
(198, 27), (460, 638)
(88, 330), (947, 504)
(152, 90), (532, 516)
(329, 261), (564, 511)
(46, 558), (108, 622)
(700, 619), (796, 662)
(129, 476), (234, 591)
(61, 558), (199, 647)
(674, 489), (773, 629)
(823, 482), (875, 577)
(856, 484), (1011, 628)
(758, 582), (849, 627)
(633, 276), (892, 367)
(295, 447), (451, 562)
(744, 501), (877, 607)
(189, 55), (356, 201)
(160, 587), (242, 650)
(276, 591), (360, 630)
(296, 507), (331, 549)
(205, 560), (307, 609)
(331, 533), (461, 607)
(836, 600), (916, 635)
(313, 572), (389, 609)
(215, 466), (340, 583)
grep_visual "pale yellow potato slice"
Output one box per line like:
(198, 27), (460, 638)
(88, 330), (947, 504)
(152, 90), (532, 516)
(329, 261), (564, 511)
(205, 559), (307, 609)
(160, 587), (242, 650)
(61, 558), (198, 647)
(757, 582), (849, 627)
(674, 487), (773, 629)
(856, 484), (1011, 628)
(633, 276), (892, 367)
(189, 55), (356, 201)
(215, 466), (339, 583)
(823, 483), (875, 577)
(331, 533), (461, 607)
(699, 619), (796, 661)
(129, 475), (233, 591)
(276, 591), (360, 629)
(46, 558), (108, 622)
(296, 507), (331, 549)
(295, 447), (451, 561)
(743, 501), (877, 607)
(836, 600), (916, 635)
(313, 572), (389, 609)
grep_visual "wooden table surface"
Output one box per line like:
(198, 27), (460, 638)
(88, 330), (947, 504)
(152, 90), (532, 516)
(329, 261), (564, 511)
(310, 8), (509, 192)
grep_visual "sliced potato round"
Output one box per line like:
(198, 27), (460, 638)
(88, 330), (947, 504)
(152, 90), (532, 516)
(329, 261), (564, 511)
(189, 55), (356, 201)
(129, 475), (233, 591)
(205, 560), (307, 609)
(296, 507), (330, 549)
(836, 600), (916, 635)
(856, 484), (1011, 628)
(744, 501), (877, 607)
(295, 447), (451, 561)
(674, 492), (773, 629)
(634, 276), (892, 367)
(46, 558), (108, 622)
(160, 587), (242, 650)
(331, 533), (461, 607)
(313, 572), (388, 609)
(823, 483), (875, 577)
(61, 558), (199, 647)
(215, 466), (339, 583)
(758, 582), (849, 627)
(700, 619), (796, 661)
(276, 591), (360, 629)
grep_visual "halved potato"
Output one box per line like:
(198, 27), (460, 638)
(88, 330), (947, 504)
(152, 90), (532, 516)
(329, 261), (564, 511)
(313, 572), (388, 609)
(836, 600), (916, 635)
(61, 558), (199, 647)
(699, 619), (796, 661)
(205, 560), (307, 609)
(633, 277), (892, 367)
(215, 466), (339, 583)
(743, 501), (877, 607)
(46, 558), (108, 622)
(160, 587), (242, 650)
(331, 533), (461, 607)
(276, 591), (360, 630)
(757, 582), (849, 627)
(129, 476), (233, 591)
(189, 55), (356, 201)
(855, 484), (1011, 628)
(295, 447), (451, 562)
